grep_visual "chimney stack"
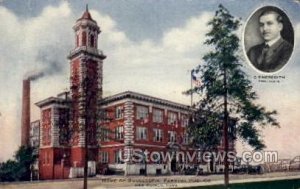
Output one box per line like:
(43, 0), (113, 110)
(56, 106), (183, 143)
(21, 79), (30, 146)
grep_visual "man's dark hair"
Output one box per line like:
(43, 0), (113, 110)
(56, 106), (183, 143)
(259, 9), (283, 23)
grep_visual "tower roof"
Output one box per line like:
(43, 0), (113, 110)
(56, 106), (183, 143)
(77, 4), (95, 22)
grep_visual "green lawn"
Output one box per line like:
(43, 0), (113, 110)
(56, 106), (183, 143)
(183, 178), (300, 189)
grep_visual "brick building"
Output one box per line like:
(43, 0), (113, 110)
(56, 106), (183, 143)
(98, 91), (192, 175)
(31, 7), (235, 180)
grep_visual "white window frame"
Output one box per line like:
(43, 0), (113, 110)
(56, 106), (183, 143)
(153, 128), (163, 142)
(168, 131), (177, 143)
(136, 127), (148, 140)
(99, 126), (110, 142)
(115, 150), (123, 164)
(100, 151), (109, 163)
(103, 128), (110, 142)
(167, 112), (177, 125)
(153, 109), (163, 123)
(115, 126), (124, 140)
(115, 106), (123, 119)
(136, 105), (149, 120)
(183, 132), (189, 145)
(181, 115), (189, 127)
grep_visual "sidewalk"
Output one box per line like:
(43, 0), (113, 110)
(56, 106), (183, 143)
(1, 171), (300, 189)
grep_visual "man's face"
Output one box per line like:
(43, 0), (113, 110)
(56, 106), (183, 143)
(259, 13), (283, 42)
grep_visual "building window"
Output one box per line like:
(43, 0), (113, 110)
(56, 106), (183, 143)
(115, 150), (123, 164)
(168, 131), (176, 143)
(136, 105), (148, 120)
(153, 109), (163, 123)
(30, 121), (40, 148)
(98, 126), (109, 142)
(115, 106), (123, 119)
(183, 132), (189, 145)
(101, 109), (110, 122)
(102, 128), (110, 142)
(100, 151), (109, 163)
(89, 34), (95, 47)
(96, 126), (101, 143)
(82, 31), (87, 46)
(58, 108), (69, 145)
(32, 126), (39, 137)
(153, 128), (163, 142)
(76, 34), (79, 47)
(167, 112), (177, 125)
(42, 109), (51, 146)
(115, 126), (124, 140)
(136, 127), (147, 140)
(181, 115), (189, 127)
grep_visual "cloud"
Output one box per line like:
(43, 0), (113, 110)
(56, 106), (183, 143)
(0, 2), (74, 160)
(95, 11), (214, 103)
(162, 12), (212, 54)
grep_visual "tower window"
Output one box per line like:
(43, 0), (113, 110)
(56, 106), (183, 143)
(82, 31), (87, 46)
(76, 34), (79, 47)
(90, 34), (95, 47)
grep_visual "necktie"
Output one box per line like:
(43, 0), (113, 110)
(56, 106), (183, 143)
(257, 44), (269, 66)
(262, 44), (269, 59)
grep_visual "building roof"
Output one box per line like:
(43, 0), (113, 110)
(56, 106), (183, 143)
(76, 4), (96, 23)
(35, 96), (71, 108)
(35, 91), (191, 111)
(101, 91), (191, 111)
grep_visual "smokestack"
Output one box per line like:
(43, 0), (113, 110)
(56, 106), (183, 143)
(21, 79), (30, 146)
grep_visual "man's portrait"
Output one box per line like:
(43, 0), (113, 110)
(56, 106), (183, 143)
(244, 6), (294, 73)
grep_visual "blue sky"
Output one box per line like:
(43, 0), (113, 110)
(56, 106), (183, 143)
(0, 0), (299, 161)
(3, 0), (300, 41)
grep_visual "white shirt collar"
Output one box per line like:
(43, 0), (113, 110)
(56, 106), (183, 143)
(266, 35), (281, 47)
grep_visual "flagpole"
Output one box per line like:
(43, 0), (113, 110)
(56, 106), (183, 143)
(191, 70), (193, 107)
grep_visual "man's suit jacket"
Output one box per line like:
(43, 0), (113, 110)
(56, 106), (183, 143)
(247, 38), (293, 72)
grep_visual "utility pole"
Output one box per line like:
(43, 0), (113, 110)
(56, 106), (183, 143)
(83, 76), (93, 189)
(223, 65), (229, 188)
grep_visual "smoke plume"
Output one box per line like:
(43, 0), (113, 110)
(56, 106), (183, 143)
(23, 44), (67, 81)
(24, 70), (45, 81)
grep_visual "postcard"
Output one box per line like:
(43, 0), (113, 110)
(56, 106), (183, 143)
(0, 0), (299, 188)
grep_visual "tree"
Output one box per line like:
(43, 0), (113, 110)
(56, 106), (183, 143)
(81, 76), (115, 189)
(187, 4), (279, 187)
(0, 146), (38, 181)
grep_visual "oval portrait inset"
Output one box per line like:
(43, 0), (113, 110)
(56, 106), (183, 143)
(244, 6), (294, 73)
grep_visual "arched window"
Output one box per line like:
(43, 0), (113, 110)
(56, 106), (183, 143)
(82, 31), (87, 46)
(90, 34), (95, 47)
(76, 34), (79, 47)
